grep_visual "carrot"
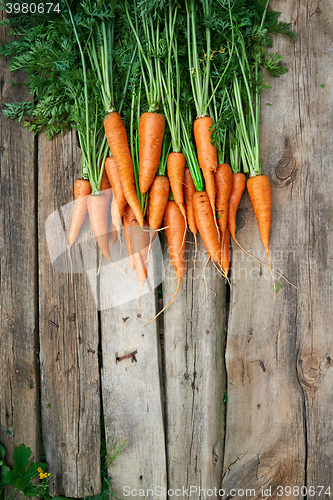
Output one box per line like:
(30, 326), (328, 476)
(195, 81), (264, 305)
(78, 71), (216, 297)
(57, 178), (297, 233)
(167, 152), (186, 220)
(247, 174), (272, 269)
(138, 112), (165, 194)
(215, 163), (233, 237)
(101, 167), (111, 191)
(162, 201), (186, 308)
(123, 205), (136, 271)
(228, 172), (246, 239)
(184, 168), (197, 236)
(129, 219), (150, 287)
(87, 188), (111, 261)
(104, 111), (143, 226)
(193, 116), (217, 171)
(148, 175), (170, 231)
(221, 227), (231, 277)
(193, 191), (221, 263)
(201, 168), (218, 232)
(68, 179), (92, 249)
(104, 156), (127, 241)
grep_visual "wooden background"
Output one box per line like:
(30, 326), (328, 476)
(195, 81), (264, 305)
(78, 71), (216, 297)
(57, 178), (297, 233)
(1, 1), (333, 498)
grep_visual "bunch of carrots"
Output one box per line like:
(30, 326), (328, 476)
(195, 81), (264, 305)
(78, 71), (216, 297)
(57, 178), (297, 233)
(1, 0), (296, 309)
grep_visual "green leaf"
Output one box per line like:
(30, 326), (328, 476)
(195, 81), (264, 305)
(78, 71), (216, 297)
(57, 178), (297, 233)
(26, 461), (48, 477)
(6, 430), (12, 435)
(16, 477), (28, 491)
(24, 484), (38, 496)
(0, 464), (10, 480)
(0, 470), (21, 486)
(320, 84), (325, 88)
(13, 444), (31, 474)
(0, 444), (5, 459)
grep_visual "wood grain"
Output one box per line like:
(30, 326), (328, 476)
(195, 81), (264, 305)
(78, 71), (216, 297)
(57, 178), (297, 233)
(163, 234), (226, 498)
(38, 131), (101, 497)
(100, 237), (167, 500)
(0, 9), (40, 493)
(222, 0), (333, 496)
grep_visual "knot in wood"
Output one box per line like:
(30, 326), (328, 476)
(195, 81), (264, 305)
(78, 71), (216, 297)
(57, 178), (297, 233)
(297, 352), (322, 390)
(272, 155), (296, 189)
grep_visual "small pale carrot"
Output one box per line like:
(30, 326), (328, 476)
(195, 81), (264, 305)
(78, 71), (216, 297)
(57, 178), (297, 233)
(68, 179), (92, 249)
(105, 156), (127, 240)
(123, 205), (136, 271)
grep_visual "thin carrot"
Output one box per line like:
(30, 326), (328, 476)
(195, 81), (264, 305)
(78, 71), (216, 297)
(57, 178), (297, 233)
(123, 205), (135, 271)
(193, 116), (217, 171)
(101, 167), (111, 191)
(184, 168), (197, 236)
(247, 174), (272, 271)
(104, 156), (127, 241)
(201, 168), (218, 233)
(68, 179), (92, 249)
(104, 111), (144, 226)
(221, 227), (231, 277)
(193, 191), (221, 263)
(129, 219), (150, 287)
(138, 112), (165, 194)
(228, 172), (246, 239)
(87, 187), (111, 261)
(148, 175), (170, 231)
(163, 201), (186, 305)
(167, 152), (186, 220)
(215, 163), (233, 238)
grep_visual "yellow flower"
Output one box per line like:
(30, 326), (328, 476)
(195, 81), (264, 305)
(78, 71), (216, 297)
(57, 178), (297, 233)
(38, 467), (48, 479)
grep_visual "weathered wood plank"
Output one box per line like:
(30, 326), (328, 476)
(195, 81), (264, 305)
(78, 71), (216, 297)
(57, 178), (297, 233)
(101, 237), (167, 500)
(38, 131), (101, 497)
(0, 9), (40, 488)
(221, 0), (333, 496)
(163, 234), (226, 498)
(285, 0), (333, 491)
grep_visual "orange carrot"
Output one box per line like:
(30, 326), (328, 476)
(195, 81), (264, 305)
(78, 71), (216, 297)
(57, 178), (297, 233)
(68, 179), (92, 249)
(163, 201), (186, 305)
(104, 156), (127, 240)
(148, 175), (170, 231)
(167, 152), (186, 220)
(184, 168), (197, 236)
(247, 174), (272, 268)
(101, 167), (111, 191)
(87, 187), (111, 261)
(129, 219), (150, 286)
(138, 112), (165, 194)
(193, 116), (217, 171)
(228, 172), (246, 239)
(193, 191), (221, 263)
(215, 163), (233, 237)
(221, 227), (231, 277)
(148, 201), (187, 323)
(201, 168), (217, 230)
(123, 205), (135, 271)
(104, 111), (143, 226)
